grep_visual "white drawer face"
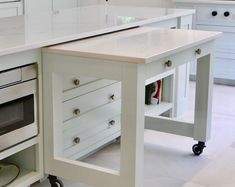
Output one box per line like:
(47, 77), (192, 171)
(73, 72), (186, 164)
(63, 82), (121, 121)
(63, 115), (121, 158)
(62, 75), (99, 91)
(196, 6), (235, 25)
(196, 24), (235, 51)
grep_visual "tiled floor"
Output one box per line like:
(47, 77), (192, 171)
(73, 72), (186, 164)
(32, 82), (235, 187)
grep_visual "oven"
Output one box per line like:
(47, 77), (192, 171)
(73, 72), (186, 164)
(0, 64), (38, 152)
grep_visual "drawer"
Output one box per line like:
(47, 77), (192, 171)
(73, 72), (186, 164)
(63, 100), (121, 132)
(63, 115), (121, 158)
(196, 6), (235, 26)
(0, 1), (23, 18)
(196, 24), (235, 51)
(62, 75), (99, 91)
(63, 82), (121, 121)
(0, 68), (21, 87)
(63, 79), (118, 102)
(21, 64), (37, 81)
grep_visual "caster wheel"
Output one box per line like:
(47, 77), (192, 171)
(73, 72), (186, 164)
(48, 175), (64, 187)
(192, 141), (206, 156)
(115, 136), (121, 143)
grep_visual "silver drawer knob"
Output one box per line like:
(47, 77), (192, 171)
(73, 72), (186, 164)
(195, 48), (202, 55)
(110, 94), (116, 100)
(109, 120), (116, 127)
(73, 108), (81, 116)
(165, 60), (172, 68)
(73, 137), (80, 144)
(73, 79), (80, 86)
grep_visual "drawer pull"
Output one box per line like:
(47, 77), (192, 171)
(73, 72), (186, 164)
(73, 137), (81, 144)
(110, 94), (116, 100)
(211, 11), (218, 17)
(109, 120), (116, 127)
(73, 108), (81, 116)
(195, 48), (202, 55)
(73, 79), (80, 86)
(165, 60), (172, 68)
(224, 11), (230, 17)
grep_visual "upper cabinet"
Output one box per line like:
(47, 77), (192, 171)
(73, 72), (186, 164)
(0, 0), (23, 18)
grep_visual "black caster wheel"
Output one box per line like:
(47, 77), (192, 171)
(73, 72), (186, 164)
(48, 175), (64, 187)
(192, 141), (206, 156)
(115, 136), (121, 143)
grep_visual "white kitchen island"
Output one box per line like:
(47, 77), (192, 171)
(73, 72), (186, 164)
(0, 5), (196, 187)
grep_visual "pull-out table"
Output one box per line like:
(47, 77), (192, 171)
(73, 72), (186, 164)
(43, 27), (221, 187)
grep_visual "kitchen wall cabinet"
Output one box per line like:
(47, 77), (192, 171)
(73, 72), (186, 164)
(175, 1), (235, 85)
(0, 1), (23, 18)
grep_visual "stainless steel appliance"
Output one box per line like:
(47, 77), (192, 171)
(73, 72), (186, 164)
(0, 64), (38, 152)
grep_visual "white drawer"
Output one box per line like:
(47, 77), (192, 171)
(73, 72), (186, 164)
(196, 6), (235, 26)
(63, 115), (121, 158)
(63, 79), (118, 102)
(0, 68), (21, 87)
(63, 82), (121, 121)
(62, 75), (98, 91)
(0, 1), (23, 18)
(196, 24), (235, 51)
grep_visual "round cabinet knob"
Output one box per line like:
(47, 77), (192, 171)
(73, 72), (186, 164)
(224, 11), (230, 17)
(110, 94), (115, 100)
(73, 108), (81, 116)
(211, 11), (218, 17)
(195, 48), (202, 55)
(73, 137), (80, 144)
(165, 60), (172, 68)
(73, 79), (80, 86)
(109, 120), (116, 127)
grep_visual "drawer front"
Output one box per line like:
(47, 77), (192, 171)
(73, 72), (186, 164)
(63, 100), (121, 132)
(196, 6), (235, 26)
(62, 75), (99, 91)
(0, 2), (23, 18)
(63, 115), (121, 158)
(196, 24), (235, 51)
(0, 68), (21, 87)
(63, 82), (121, 121)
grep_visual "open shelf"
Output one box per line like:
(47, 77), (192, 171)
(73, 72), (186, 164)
(145, 102), (173, 117)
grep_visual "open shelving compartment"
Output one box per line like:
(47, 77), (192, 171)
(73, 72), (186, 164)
(0, 136), (43, 187)
(144, 69), (175, 118)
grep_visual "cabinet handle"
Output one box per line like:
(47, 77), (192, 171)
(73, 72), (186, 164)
(211, 11), (218, 17)
(73, 108), (81, 116)
(73, 137), (80, 144)
(195, 48), (202, 55)
(73, 79), (80, 86)
(165, 60), (172, 68)
(224, 11), (230, 17)
(109, 120), (116, 127)
(110, 94), (116, 100)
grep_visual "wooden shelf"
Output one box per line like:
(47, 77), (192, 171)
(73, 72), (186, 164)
(145, 102), (173, 117)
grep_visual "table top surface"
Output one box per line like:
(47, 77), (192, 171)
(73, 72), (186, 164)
(0, 5), (195, 57)
(44, 27), (221, 64)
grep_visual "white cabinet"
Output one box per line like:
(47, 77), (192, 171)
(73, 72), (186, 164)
(0, 1), (23, 18)
(175, 1), (235, 85)
(52, 0), (78, 11)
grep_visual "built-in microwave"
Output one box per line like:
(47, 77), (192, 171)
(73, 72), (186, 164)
(0, 64), (38, 152)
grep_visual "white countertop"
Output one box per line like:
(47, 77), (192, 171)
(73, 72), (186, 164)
(0, 5), (194, 57)
(44, 27), (221, 64)
(174, 0), (235, 5)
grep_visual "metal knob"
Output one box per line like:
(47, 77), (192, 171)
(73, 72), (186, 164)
(73, 79), (80, 86)
(224, 11), (230, 17)
(211, 11), (218, 17)
(195, 48), (202, 55)
(110, 94), (115, 100)
(73, 108), (81, 116)
(108, 120), (116, 127)
(73, 137), (80, 144)
(165, 60), (172, 68)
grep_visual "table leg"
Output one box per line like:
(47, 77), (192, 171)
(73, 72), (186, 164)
(120, 64), (145, 187)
